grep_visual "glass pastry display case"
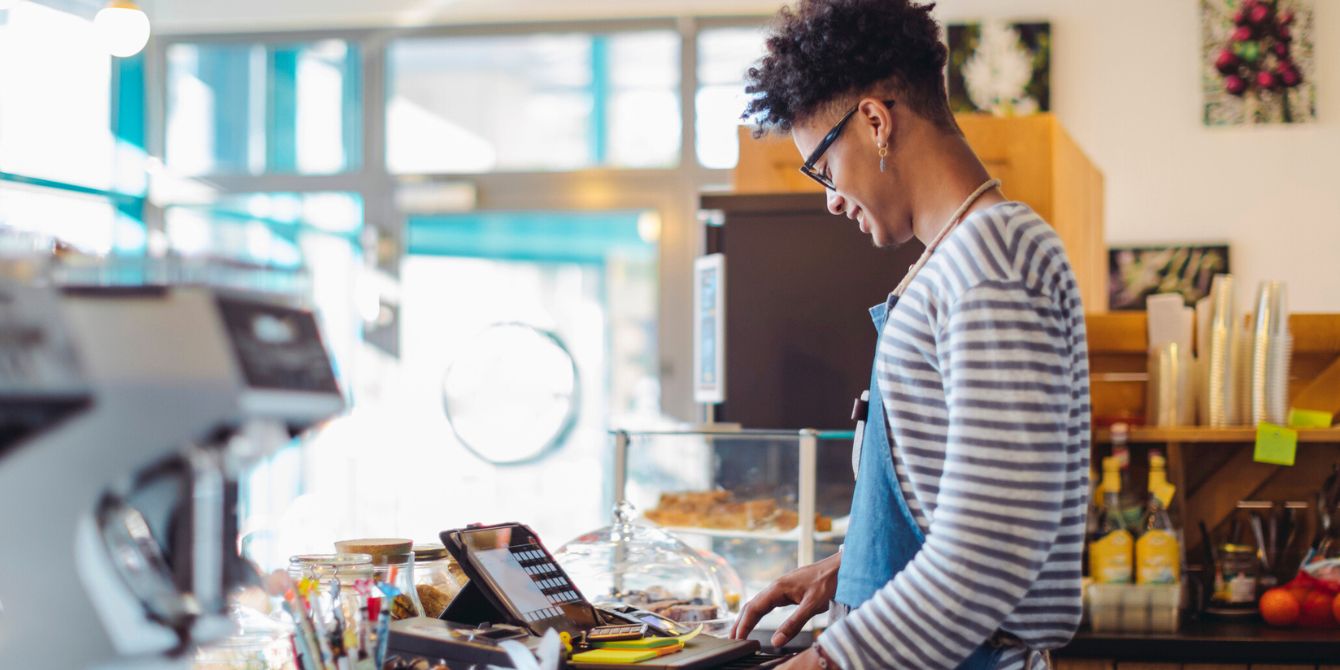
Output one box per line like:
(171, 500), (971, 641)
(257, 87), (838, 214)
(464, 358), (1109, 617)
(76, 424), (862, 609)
(554, 502), (744, 636)
(609, 427), (854, 627)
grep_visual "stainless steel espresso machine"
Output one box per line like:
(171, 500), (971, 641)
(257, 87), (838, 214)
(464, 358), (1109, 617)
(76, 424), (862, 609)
(0, 275), (345, 668)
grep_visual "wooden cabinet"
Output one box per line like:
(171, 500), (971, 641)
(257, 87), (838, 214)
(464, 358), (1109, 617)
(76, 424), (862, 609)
(733, 113), (1107, 310)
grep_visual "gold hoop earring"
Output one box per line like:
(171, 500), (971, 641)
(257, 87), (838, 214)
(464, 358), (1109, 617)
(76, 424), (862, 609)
(878, 143), (889, 173)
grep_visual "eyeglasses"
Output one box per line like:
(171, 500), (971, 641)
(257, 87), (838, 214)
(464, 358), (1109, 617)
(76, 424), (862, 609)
(799, 99), (895, 191)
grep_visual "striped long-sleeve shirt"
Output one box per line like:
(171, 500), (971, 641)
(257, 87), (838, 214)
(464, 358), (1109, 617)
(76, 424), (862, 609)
(821, 202), (1091, 670)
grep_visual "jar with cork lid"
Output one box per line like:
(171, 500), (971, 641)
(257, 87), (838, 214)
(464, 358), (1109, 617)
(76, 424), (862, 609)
(412, 543), (466, 619)
(334, 538), (425, 620)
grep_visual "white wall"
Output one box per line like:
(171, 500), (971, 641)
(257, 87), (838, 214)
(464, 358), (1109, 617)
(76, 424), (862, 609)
(932, 0), (1340, 313)
(152, 0), (1340, 312)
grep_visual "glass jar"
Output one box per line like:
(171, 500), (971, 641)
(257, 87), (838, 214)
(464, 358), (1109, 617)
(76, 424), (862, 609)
(194, 603), (298, 670)
(284, 553), (374, 654)
(335, 538), (425, 620)
(1212, 544), (1259, 608)
(412, 544), (465, 619)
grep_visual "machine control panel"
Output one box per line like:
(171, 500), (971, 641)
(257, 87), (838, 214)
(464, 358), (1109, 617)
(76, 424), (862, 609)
(216, 296), (340, 395)
(0, 282), (91, 453)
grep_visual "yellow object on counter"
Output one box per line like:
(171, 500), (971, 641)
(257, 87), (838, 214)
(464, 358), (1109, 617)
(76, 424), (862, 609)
(572, 644), (684, 664)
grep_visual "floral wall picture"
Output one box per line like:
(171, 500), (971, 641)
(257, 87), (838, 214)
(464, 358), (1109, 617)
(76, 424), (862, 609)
(947, 21), (1051, 117)
(1108, 244), (1230, 311)
(1202, 0), (1315, 126)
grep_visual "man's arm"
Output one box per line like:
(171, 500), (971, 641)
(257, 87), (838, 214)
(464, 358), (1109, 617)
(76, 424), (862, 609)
(818, 282), (1074, 669)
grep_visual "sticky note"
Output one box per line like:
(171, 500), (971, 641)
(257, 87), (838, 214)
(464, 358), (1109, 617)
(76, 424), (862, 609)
(1254, 423), (1298, 466)
(571, 648), (661, 664)
(1288, 408), (1335, 429)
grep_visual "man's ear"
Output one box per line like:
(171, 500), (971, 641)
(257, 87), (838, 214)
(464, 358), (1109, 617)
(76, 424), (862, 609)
(858, 98), (894, 148)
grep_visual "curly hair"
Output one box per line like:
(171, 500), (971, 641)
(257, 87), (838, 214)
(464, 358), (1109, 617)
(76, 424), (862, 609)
(743, 0), (955, 135)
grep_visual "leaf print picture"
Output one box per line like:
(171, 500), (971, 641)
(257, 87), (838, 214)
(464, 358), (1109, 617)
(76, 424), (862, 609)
(947, 21), (1051, 116)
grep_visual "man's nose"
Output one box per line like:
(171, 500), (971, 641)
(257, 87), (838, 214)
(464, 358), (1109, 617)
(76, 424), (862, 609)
(826, 189), (846, 216)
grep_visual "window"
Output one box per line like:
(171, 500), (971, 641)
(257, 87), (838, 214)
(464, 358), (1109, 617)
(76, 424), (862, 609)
(696, 27), (766, 169)
(166, 41), (361, 176)
(239, 211), (659, 557)
(0, 1), (145, 254)
(164, 192), (362, 267)
(0, 2), (118, 189)
(0, 183), (143, 255)
(387, 31), (680, 174)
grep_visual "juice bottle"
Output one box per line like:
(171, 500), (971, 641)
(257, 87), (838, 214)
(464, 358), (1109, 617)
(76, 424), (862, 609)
(1136, 452), (1181, 584)
(1110, 423), (1143, 527)
(1089, 456), (1134, 583)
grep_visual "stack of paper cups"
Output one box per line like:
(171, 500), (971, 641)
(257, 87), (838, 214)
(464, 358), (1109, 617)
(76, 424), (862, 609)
(1202, 274), (1239, 427)
(1249, 281), (1292, 425)
(1148, 342), (1195, 426)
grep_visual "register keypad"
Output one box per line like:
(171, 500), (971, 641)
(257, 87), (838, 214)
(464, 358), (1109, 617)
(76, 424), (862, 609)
(510, 543), (581, 619)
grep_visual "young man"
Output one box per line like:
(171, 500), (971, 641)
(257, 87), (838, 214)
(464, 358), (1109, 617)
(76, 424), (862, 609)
(727, 2), (1092, 669)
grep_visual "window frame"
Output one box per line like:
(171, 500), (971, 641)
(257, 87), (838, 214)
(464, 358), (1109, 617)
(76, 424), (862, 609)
(146, 14), (771, 420)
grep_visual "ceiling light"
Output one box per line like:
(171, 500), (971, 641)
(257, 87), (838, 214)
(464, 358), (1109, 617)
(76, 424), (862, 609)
(94, 0), (151, 58)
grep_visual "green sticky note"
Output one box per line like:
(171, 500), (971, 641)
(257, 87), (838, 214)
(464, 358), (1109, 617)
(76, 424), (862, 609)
(1288, 407), (1335, 429)
(1254, 423), (1298, 466)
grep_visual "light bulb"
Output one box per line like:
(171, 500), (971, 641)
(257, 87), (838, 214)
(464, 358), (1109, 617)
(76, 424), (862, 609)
(94, 1), (151, 58)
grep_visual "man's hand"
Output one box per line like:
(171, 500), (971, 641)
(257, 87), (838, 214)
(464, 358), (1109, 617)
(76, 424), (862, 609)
(729, 552), (841, 646)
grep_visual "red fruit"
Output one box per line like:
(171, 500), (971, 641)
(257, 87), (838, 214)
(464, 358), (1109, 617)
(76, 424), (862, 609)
(1279, 9), (1296, 26)
(1232, 26), (1253, 42)
(1278, 25), (1293, 42)
(1271, 42), (1290, 59)
(1215, 49), (1240, 74)
(1260, 588), (1302, 627)
(1280, 67), (1303, 88)
(1257, 71), (1279, 90)
(1225, 74), (1248, 96)
(1248, 3), (1270, 25)
(1299, 591), (1336, 628)
(1288, 585), (1312, 603)
(1232, 9), (1247, 25)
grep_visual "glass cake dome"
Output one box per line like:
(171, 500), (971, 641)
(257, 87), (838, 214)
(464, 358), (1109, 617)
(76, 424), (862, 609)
(554, 503), (744, 636)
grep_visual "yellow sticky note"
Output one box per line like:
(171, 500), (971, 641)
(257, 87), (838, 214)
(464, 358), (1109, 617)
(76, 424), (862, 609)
(1254, 423), (1298, 466)
(1289, 408), (1335, 429)
(571, 648), (661, 664)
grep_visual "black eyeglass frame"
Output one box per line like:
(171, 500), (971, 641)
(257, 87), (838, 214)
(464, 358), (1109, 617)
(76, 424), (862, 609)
(799, 99), (895, 190)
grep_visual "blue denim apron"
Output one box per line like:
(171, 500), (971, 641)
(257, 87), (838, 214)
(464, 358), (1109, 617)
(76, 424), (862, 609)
(833, 294), (1001, 670)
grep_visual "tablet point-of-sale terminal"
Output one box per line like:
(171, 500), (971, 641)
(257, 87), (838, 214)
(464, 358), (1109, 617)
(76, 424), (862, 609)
(385, 522), (775, 669)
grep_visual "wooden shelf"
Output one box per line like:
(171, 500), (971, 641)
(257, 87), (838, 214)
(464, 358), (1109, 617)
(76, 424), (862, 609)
(1094, 426), (1340, 444)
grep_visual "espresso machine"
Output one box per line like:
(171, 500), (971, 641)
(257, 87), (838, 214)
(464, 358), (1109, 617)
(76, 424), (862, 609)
(0, 276), (345, 668)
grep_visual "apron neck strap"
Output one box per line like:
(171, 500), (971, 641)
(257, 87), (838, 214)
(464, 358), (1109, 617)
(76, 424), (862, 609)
(890, 178), (1001, 298)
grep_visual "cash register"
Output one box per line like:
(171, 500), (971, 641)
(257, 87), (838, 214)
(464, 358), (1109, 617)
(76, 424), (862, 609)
(386, 522), (791, 669)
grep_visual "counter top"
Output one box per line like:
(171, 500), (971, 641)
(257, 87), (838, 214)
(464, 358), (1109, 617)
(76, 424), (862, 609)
(1058, 619), (1340, 664)
(759, 619), (1340, 664)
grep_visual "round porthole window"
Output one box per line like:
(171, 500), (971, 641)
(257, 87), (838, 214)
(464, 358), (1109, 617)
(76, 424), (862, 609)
(441, 322), (580, 466)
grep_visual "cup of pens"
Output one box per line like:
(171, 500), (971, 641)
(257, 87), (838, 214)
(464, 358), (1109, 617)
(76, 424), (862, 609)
(285, 553), (383, 670)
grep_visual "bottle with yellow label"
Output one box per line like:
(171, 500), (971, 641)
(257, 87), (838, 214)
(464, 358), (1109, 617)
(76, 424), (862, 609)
(1089, 456), (1134, 583)
(1136, 451), (1181, 584)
